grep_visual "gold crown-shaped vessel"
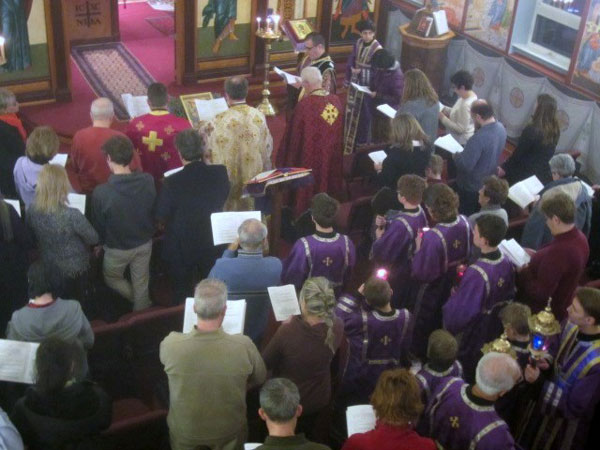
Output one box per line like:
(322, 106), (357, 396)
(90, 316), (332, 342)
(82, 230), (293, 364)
(528, 298), (561, 337)
(481, 333), (517, 359)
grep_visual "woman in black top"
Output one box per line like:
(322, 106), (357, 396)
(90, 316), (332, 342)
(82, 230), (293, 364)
(500, 94), (560, 185)
(374, 113), (432, 190)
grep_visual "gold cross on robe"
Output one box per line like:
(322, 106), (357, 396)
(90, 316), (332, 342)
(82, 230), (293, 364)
(322, 257), (333, 267)
(142, 130), (164, 152)
(381, 336), (392, 346)
(453, 239), (461, 249)
(450, 416), (460, 429)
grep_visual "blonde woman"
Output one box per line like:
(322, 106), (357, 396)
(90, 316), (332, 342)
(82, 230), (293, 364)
(374, 113), (432, 190)
(398, 69), (439, 143)
(439, 70), (478, 145)
(13, 126), (60, 209)
(262, 277), (344, 440)
(27, 164), (98, 301)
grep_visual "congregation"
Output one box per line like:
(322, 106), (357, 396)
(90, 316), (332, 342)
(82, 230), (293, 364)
(1, 23), (600, 450)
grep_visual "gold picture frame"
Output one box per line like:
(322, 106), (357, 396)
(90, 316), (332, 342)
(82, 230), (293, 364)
(180, 92), (214, 128)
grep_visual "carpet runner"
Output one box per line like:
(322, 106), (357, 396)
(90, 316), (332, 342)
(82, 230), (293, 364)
(145, 15), (175, 37)
(71, 42), (155, 120)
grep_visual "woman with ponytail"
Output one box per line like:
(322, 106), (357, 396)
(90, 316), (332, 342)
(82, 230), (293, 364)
(262, 277), (344, 440)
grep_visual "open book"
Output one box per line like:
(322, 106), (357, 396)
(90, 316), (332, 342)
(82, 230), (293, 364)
(4, 199), (21, 217)
(267, 285), (302, 322)
(194, 97), (229, 122)
(0, 339), (39, 384)
(67, 193), (86, 215)
(211, 211), (262, 246)
(434, 134), (463, 154)
(274, 66), (302, 85)
(433, 9), (449, 35)
(346, 405), (376, 437)
(499, 239), (531, 268)
(577, 177), (595, 197)
(163, 166), (183, 178)
(183, 298), (247, 335)
(351, 82), (374, 95)
(368, 150), (387, 165)
(508, 175), (544, 209)
(121, 93), (151, 119)
(50, 153), (68, 167)
(376, 104), (396, 119)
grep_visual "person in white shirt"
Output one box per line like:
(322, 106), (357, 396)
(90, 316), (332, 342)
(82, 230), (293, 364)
(439, 70), (478, 145)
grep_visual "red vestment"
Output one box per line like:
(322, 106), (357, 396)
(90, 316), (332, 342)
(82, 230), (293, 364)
(277, 89), (343, 215)
(126, 110), (190, 183)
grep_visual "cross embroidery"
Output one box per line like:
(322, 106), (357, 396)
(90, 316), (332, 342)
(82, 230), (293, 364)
(142, 131), (164, 152)
(497, 278), (504, 287)
(135, 121), (145, 131)
(161, 152), (171, 161)
(320, 103), (339, 125)
(453, 239), (461, 249)
(381, 336), (392, 346)
(322, 257), (333, 267)
(164, 125), (175, 135)
(450, 416), (460, 429)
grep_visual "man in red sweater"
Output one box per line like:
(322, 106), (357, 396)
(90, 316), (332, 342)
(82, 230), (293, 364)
(67, 98), (142, 194)
(517, 192), (589, 321)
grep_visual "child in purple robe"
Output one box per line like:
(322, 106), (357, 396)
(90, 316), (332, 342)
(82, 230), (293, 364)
(520, 287), (600, 450)
(335, 276), (413, 405)
(425, 352), (521, 450)
(443, 214), (516, 381)
(415, 329), (463, 406)
(371, 175), (428, 309)
(281, 193), (356, 293)
(410, 184), (471, 359)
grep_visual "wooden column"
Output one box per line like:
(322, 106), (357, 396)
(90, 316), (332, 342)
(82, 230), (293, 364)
(176, 0), (197, 85)
(48, 0), (71, 102)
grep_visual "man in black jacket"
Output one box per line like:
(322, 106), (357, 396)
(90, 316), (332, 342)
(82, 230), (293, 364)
(156, 129), (230, 304)
(92, 135), (156, 310)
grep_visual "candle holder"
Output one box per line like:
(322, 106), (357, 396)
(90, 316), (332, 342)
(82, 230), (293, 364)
(528, 297), (561, 359)
(255, 15), (281, 116)
(481, 333), (517, 359)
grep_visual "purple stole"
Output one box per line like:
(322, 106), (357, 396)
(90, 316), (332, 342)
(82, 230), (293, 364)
(443, 253), (516, 381)
(281, 233), (355, 292)
(411, 215), (472, 359)
(520, 321), (600, 450)
(336, 295), (412, 403)
(426, 377), (516, 450)
(415, 361), (463, 405)
(371, 207), (428, 308)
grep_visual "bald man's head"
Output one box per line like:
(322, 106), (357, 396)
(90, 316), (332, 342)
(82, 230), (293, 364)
(90, 98), (115, 122)
(238, 218), (267, 251)
(224, 76), (249, 101)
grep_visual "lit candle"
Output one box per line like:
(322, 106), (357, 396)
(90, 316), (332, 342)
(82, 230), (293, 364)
(267, 17), (272, 31)
(257, 17), (261, 29)
(272, 14), (280, 32)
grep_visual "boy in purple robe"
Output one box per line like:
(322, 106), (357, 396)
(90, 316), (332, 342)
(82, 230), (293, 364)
(415, 329), (463, 406)
(371, 175), (428, 309)
(335, 276), (413, 405)
(520, 287), (600, 450)
(425, 352), (521, 450)
(443, 214), (516, 381)
(411, 184), (471, 359)
(281, 193), (356, 293)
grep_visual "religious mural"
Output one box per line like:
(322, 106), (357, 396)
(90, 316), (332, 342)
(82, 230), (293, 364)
(464, 0), (515, 51)
(270, 0), (319, 52)
(197, 0), (251, 58)
(438, 0), (466, 29)
(330, 0), (378, 44)
(0, 0), (49, 83)
(573, 0), (600, 95)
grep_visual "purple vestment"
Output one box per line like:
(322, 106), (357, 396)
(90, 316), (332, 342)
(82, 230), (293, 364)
(335, 294), (413, 404)
(281, 233), (356, 292)
(425, 377), (517, 450)
(518, 321), (600, 450)
(415, 361), (463, 406)
(410, 216), (472, 359)
(443, 252), (516, 381)
(371, 207), (428, 308)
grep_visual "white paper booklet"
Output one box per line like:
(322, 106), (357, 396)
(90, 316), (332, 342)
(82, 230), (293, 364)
(434, 134), (464, 154)
(577, 178), (595, 197)
(350, 82), (374, 95)
(376, 104), (396, 119)
(508, 175), (544, 209)
(346, 405), (376, 437)
(164, 166), (183, 177)
(4, 199), (21, 217)
(244, 444), (262, 450)
(274, 66), (302, 84)
(267, 284), (302, 322)
(412, 140), (423, 147)
(368, 150), (387, 165)
(438, 101), (445, 112)
(211, 211), (262, 245)
(499, 238), (531, 268)
(121, 93), (151, 119)
(194, 97), (229, 122)
(49, 153), (68, 167)
(433, 10), (449, 35)
(67, 193), (86, 215)
(183, 298), (247, 335)
(0, 339), (39, 384)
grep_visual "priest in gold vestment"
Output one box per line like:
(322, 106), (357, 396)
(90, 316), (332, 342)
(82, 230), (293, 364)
(202, 76), (273, 211)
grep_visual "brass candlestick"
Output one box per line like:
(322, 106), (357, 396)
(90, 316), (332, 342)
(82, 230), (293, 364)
(255, 20), (281, 117)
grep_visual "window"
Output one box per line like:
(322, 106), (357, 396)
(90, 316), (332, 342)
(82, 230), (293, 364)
(511, 0), (586, 73)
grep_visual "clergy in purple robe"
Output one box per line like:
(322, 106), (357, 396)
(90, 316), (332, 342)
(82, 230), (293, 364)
(411, 184), (471, 359)
(371, 175), (428, 309)
(335, 277), (413, 405)
(519, 287), (600, 450)
(281, 193), (356, 293)
(443, 215), (515, 381)
(343, 20), (382, 154)
(425, 352), (521, 450)
(369, 49), (404, 143)
(415, 329), (463, 406)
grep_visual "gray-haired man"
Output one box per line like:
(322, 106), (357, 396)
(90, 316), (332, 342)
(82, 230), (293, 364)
(257, 378), (331, 450)
(160, 278), (266, 450)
